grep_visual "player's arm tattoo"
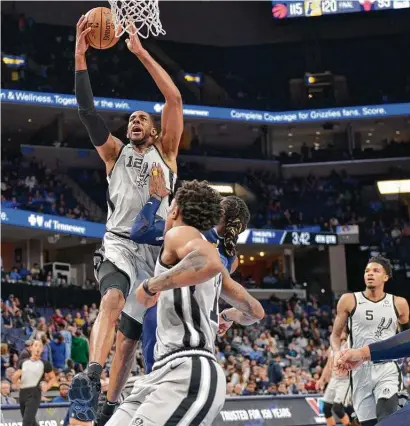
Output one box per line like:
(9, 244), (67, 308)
(219, 270), (265, 325)
(147, 248), (222, 293)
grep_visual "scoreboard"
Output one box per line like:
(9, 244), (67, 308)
(272, 0), (410, 19)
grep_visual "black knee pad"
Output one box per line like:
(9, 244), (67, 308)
(333, 402), (346, 419)
(323, 402), (333, 419)
(98, 261), (130, 298)
(376, 394), (399, 422)
(119, 312), (143, 341)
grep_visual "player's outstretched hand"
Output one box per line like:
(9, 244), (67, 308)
(149, 163), (169, 199)
(315, 378), (325, 391)
(337, 348), (368, 371)
(125, 24), (145, 56)
(136, 281), (160, 308)
(331, 350), (346, 377)
(75, 15), (92, 56)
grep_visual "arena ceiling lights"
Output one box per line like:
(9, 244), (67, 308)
(377, 180), (410, 195)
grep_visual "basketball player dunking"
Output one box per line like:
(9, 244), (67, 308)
(105, 180), (265, 426)
(330, 255), (409, 426)
(69, 16), (183, 423)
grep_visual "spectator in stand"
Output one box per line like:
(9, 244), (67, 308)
(2, 309), (13, 329)
(51, 309), (65, 328)
(73, 311), (84, 328)
(1, 344), (11, 376)
(40, 335), (53, 366)
(52, 382), (70, 402)
(10, 353), (19, 371)
(50, 334), (66, 370)
(18, 341), (32, 362)
(4, 367), (18, 390)
(33, 322), (48, 340)
(88, 303), (98, 322)
(14, 309), (26, 329)
(9, 267), (22, 281)
(23, 297), (37, 321)
(30, 264), (41, 280)
(58, 323), (73, 361)
(1, 380), (17, 405)
(19, 264), (30, 279)
(71, 329), (89, 370)
(268, 353), (284, 384)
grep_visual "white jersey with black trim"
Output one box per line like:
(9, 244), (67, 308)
(348, 292), (399, 350)
(153, 244), (222, 366)
(106, 144), (177, 237)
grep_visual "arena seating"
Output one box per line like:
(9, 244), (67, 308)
(1, 148), (92, 221)
(2, 14), (410, 111)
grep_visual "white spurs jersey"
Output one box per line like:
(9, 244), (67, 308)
(348, 292), (399, 350)
(106, 144), (177, 237)
(153, 245), (222, 364)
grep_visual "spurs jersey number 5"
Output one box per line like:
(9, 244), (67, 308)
(153, 251), (222, 362)
(349, 292), (398, 349)
(106, 144), (177, 236)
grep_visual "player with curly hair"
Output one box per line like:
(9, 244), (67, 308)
(102, 179), (263, 426)
(98, 171), (251, 425)
(330, 255), (409, 426)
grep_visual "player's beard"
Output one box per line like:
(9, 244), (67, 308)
(366, 284), (376, 291)
(130, 137), (147, 146)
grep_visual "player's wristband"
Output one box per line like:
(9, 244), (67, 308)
(221, 311), (232, 323)
(142, 279), (157, 297)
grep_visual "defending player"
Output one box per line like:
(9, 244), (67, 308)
(70, 15), (183, 423)
(330, 255), (409, 426)
(316, 333), (351, 426)
(132, 173), (251, 373)
(106, 180), (264, 426)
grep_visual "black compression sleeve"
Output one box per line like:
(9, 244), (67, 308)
(75, 70), (110, 147)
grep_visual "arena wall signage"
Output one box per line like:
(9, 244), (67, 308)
(2, 89), (410, 125)
(1, 208), (339, 245)
(238, 229), (338, 246)
(0, 207), (105, 239)
(1, 396), (329, 426)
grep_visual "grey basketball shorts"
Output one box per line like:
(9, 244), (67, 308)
(94, 232), (158, 323)
(106, 354), (226, 426)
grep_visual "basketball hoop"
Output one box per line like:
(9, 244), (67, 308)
(108, 0), (165, 39)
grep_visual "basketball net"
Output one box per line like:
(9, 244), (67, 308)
(108, 0), (165, 39)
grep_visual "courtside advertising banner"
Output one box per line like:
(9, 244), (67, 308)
(2, 89), (410, 124)
(1, 397), (327, 426)
(214, 396), (326, 426)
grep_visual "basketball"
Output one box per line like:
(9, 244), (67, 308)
(85, 7), (119, 50)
